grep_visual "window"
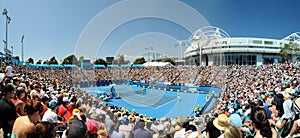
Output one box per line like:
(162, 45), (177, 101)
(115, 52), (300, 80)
(264, 47), (280, 49)
(253, 40), (262, 44)
(249, 46), (263, 48)
(264, 41), (273, 45)
(229, 46), (246, 48)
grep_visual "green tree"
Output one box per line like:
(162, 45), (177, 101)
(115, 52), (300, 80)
(49, 56), (58, 64)
(43, 60), (49, 65)
(94, 58), (107, 67)
(280, 40), (300, 63)
(27, 57), (34, 64)
(113, 55), (130, 65)
(163, 58), (175, 65)
(133, 57), (146, 64)
(62, 54), (78, 65)
(36, 60), (42, 64)
(77, 56), (84, 66)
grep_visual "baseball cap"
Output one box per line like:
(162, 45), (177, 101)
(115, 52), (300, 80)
(41, 95), (50, 102)
(48, 100), (58, 109)
(16, 87), (25, 94)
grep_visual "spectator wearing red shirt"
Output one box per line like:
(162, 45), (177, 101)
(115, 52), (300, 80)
(57, 97), (70, 122)
(65, 96), (78, 122)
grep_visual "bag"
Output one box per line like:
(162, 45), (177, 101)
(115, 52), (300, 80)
(280, 119), (294, 137)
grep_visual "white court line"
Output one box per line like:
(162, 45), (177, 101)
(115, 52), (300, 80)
(157, 98), (177, 109)
(121, 92), (176, 108)
(120, 89), (163, 99)
(122, 96), (159, 107)
(121, 95), (169, 105)
(123, 93), (163, 103)
(125, 92), (171, 102)
(116, 86), (177, 107)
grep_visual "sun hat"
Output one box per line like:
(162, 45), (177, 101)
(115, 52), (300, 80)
(213, 114), (230, 131)
(71, 109), (82, 120)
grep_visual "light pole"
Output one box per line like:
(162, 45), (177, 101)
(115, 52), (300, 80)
(10, 45), (13, 57)
(178, 41), (183, 60)
(21, 35), (24, 64)
(2, 40), (6, 64)
(2, 9), (11, 62)
(176, 40), (189, 60)
(198, 42), (202, 66)
(153, 47), (156, 62)
(176, 40), (189, 65)
(191, 37), (201, 65)
(145, 47), (153, 66)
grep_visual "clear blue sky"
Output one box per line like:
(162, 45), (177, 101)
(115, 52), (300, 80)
(0, 0), (299, 63)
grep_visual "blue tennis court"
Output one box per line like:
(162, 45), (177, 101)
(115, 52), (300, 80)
(82, 85), (220, 118)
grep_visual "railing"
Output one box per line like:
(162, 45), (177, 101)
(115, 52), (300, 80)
(129, 67), (145, 80)
(198, 93), (214, 115)
(209, 67), (222, 85)
(193, 66), (203, 84)
(151, 68), (172, 84)
(171, 69), (184, 83)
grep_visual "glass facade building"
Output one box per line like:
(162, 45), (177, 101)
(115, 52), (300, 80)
(184, 37), (300, 66)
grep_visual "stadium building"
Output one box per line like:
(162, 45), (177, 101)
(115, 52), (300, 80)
(183, 26), (300, 66)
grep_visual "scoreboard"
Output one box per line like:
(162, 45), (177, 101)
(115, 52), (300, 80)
(81, 59), (91, 69)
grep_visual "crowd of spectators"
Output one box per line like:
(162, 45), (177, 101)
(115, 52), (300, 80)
(1, 62), (300, 138)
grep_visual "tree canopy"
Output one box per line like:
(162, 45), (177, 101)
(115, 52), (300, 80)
(62, 54), (78, 65)
(43, 60), (49, 65)
(49, 56), (58, 64)
(113, 55), (130, 65)
(133, 57), (146, 64)
(279, 40), (300, 63)
(163, 58), (175, 65)
(36, 60), (42, 64)
(94, 58), (107, 67)
(77, 56), (84, 66)
(27, 57), (34, 64)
